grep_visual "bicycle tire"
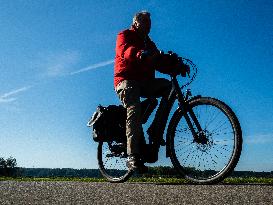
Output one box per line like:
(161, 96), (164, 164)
(97, 141), (133, 183)
(167, 97), (242, 184)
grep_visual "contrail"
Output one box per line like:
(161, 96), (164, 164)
(1, 59), (114, 104)
(0, 86), (32, 103)
(0, 97), (17, 103)
(70, 59), (114, 75)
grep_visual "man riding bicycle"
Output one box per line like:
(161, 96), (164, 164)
(92, 11), (242, 184)
(114, 11), (177, 172)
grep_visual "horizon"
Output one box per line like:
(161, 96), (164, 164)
(3, 166), (273, 173)
(1, 1), (273, 172)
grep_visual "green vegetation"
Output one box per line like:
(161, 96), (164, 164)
(5, 167), (273, 178)
(0, 176), (107, 182)
(1, 176), (272, 184)
(223, 177), (273, 184)
(0, 157), (19, 177)
(1, 157), (272, 184)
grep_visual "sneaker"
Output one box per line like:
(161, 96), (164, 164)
(126, 155), (148, 173)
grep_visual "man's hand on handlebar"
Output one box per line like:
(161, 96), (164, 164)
(167, 52), (190, 77)
(140, 49), (191, 77)
(140, 49), (160, 64)
(180, 63), (190, 77)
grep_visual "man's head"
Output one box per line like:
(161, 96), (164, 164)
(132, 11), (151, 36)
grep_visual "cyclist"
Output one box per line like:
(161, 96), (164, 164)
(114, 11), (172, 172)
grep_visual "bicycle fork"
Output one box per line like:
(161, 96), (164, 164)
(172, 77), (207, 144)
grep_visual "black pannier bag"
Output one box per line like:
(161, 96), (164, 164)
(87, 105), (126, 143)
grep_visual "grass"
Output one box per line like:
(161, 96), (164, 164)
(224, 177), (273, 184)
(0, 176), (107, 183)
(1, 176), (273, 184)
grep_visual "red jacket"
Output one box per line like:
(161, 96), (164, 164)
(114, 27), (159, 88)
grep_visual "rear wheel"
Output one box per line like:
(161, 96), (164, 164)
(97, 141), (133, 182)
(168, 97), (242, 184)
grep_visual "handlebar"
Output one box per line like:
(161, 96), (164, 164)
(158, 50), (197, 88)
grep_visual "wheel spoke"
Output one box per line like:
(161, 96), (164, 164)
(171, 98), (242, 183)
(98, 141), (132, 182)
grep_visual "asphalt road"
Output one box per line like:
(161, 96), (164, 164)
(0, 181), (272, 204)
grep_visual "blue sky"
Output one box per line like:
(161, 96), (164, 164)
(0, 0), (272, 171)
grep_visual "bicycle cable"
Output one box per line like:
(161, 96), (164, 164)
(181, 58), (197, 89)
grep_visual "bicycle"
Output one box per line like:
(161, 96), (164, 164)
(91, 51), (242, 184)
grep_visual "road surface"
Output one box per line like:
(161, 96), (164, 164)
(0, 181), (272, 204)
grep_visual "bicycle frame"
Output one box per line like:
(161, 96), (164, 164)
(148, 75), (203, 158)
(97, 53), (242, 183)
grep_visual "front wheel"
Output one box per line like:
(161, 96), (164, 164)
(97, 141), (133, 182)
(167, 97), (242, 184)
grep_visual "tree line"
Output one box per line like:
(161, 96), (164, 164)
(0, 157), (19, 177)
(1, 157), (273, 178)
